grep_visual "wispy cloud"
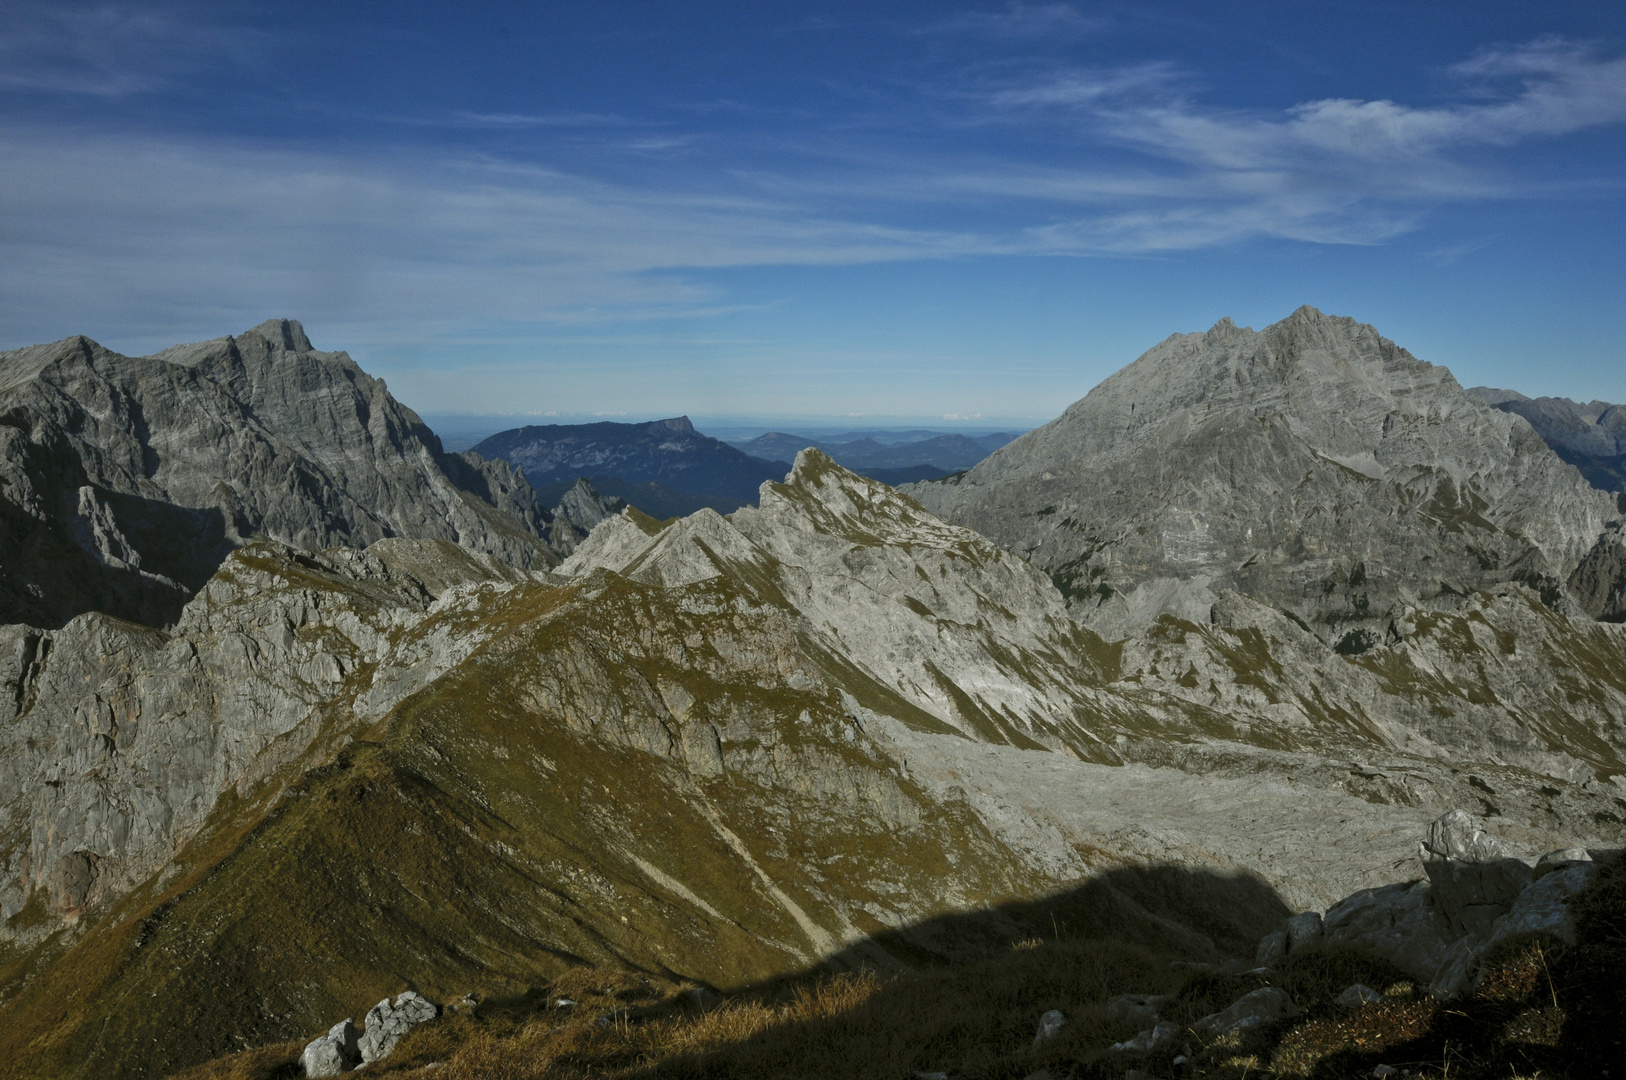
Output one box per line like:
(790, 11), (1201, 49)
(961, 37), (1626, 249)
(922, 3), (1106, 41)
(0, 1), (266, 97)
(441, 110), (631, 129)
(0, 125), (994, 349)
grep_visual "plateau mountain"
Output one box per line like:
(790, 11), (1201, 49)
(0, 320), (615, 630)
(906, 307), (1624, 644)
(473, 417), (789, 515)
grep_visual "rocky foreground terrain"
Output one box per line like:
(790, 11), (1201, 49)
(0, 310), (1623, 1078)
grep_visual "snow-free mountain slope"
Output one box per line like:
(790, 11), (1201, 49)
(908, 307), (1619, 646)
(3, 453), (1625, 1078)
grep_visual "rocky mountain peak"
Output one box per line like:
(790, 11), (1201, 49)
(240, 317), (314, 353)
(657, 415), (695, 434)
(0, 321), (571, 627)
(908, 307), (1620, 644)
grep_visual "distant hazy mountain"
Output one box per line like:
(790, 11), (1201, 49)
(907, 307), (1622, 645)
(473, 417), (789, 514)
(1466, 386), (1626, 495)
(0, 319), (592, 628)
(733, 429), (1016, 477)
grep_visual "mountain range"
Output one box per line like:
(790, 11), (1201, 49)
(1467, 386), (1626, 495)
(730, 429), (1018, 484)
(0, 309), (1623, 1078)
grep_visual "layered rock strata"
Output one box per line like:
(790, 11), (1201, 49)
(0, 319), (596, 628)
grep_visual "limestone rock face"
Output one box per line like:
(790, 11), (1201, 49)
(560, 450), (1117, 752)
(1420, 809), (1532, 937)
(358, 992), (437, 1063)
(907, 308), (1619, 645)
(1570, 524), (1626, 621)
(546, 478), (627, 556)
(0, 319), (567, 629)
(0, 538), (532, 940)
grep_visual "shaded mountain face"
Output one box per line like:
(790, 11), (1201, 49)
(4, 453), (1625, 1080)
(1467, 386), (1626, 496)
(473, 417), (789, 513)
(736, 430), (1017, 477)
(0, 320), (595, 629)
(906, 307), (1622, 646)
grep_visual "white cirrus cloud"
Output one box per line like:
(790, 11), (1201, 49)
(960, 37), (1626, 249)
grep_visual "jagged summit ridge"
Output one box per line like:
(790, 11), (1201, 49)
(0, 320), (598, 628)
(907, 306), (1620, 644)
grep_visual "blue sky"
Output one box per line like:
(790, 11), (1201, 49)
(2, 2), (1624, 424)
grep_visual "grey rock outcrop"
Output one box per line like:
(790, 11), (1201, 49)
(1193, 987), (1299, 1038)
(1420, 809), (1532, 937)
(0, 319), (567, 628)
(1485, 860), (1596, 949)
(1032, 1009), (1066, 1048)
(1323, 879), (1456, 983)
(1284, 911), (1323, 953)
(1311, 809), (1600, 999)
(1112, 1022), (1178, 1052)
(907, 308), (1619, 646)
(358, 991), (438, 1064)
(1107, 994), (1165, 1028)
(300, 1018), (359, 1077)
(1334, 984), (1380, 1008)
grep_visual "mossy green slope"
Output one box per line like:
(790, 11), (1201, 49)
(0, 571), (1051, 1079)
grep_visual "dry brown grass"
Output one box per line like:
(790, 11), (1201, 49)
(164, 1039), (305, 1080)
(170, 858), (1626, 1080)
(165, 937), (1179, 1080)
